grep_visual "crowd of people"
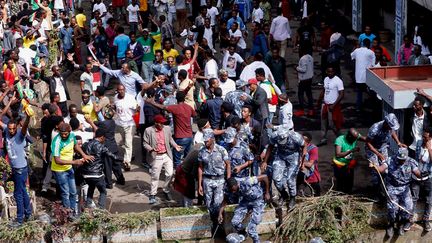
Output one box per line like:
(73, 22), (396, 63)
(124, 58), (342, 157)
(1, 0), (432, 242)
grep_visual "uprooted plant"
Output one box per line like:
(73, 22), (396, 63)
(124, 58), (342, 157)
(273, 190), (372, 243)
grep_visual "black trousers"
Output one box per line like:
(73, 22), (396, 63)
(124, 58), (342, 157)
(103, 154), (125, 187)
(298, 78), (313, 110)
(334, 165), (354, 194)
(84, 177), (107, 208)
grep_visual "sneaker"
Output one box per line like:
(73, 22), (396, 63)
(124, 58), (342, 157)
(386, 226), (394, 237)
(425, 221), (431, 232)
(106, 184), (113, 189)
(294, 110), (305, 117)
(403, 221), (412, 231)
(116, 178), (126, 185)
(164, 192), (173, 202)
(41, 188), (48, 193)
(9, 220), (23, 228)
(149, 195), (157, 204)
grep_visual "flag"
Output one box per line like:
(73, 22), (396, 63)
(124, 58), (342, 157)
(29, 12), (36, 22)
(30, 0), (40, 10)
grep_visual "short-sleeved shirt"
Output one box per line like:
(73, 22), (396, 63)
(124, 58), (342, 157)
(334, 134), (360, 164)
(51, 133), (77, 172)
(4, 127), (27, 169)
(228, 141), (254, 178)
(162, 48), (179, 61)
(222, 52), (244, 78)
(166, 103), (196, 138)
(323, 76), (344, 104)
(137, 36), (155, 62)
(198, 144), (229, 176)
(80, 72), (93, 92)
(385, 156), (418, 187)
(114, 34), (131, 59)
(81, 102), (98, 122)
(127, 4), (139, 22)
(367, 121), (392, 149)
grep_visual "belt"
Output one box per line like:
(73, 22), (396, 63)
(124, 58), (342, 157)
(12, 166), (27, 173)
(156, 152), (167, 155)
(204, 175), (224, 180)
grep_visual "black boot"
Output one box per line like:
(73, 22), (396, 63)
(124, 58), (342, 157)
(288, 196), (296, 210)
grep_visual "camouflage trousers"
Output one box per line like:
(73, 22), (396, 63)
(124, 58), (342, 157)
(387, 185), (413, 222)
(232, 199), (265, 243)
(272, 153), (300, 197)
(203, 177), (225, 218)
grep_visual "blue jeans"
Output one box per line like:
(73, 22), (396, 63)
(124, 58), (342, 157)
(173, 137), (193, 168)
(12, 166), (32, 223)
(53, 169), (77, 212)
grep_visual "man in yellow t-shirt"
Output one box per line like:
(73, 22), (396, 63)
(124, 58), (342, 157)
(51, 123), (92, 212)
(162, 39), (179, 61)
(81, 90), (98, 121)
(75, 7), (87, 28)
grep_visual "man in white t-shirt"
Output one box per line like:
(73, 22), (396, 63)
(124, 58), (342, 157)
(251, 0), (264, 23)
(203, 49), (218, 79)
(114, 84), (138, 171)
(93, 0), (107, 17)
(127, 0), (140, 34)
(206, 0), (219, 27)
(350, 38), (375, 111)
(317, 67), (344, 146)
(222, 45), (245, 80)
(218, 69), (236, 99)
(229, 22), (246, 55)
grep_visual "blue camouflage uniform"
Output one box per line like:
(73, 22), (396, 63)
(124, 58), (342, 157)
(238, 123), (254, 144)
(384, 152), (419, 223)
(199, 129), (230, 217)
(225, 90), (252, 118)
(225, 127), (254, 178)
(270, 125), (305, 197)
(366, 113), (400, 184)
(231, 176), (265, 243)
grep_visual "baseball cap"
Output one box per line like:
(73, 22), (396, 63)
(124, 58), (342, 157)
(202, 128), (214, 142)
(248, 78), (258, 85)
(236, 79), (248, 88)
(384, 113), (400, 130)
(154, 114), (167, 124)
(224, 127), (237, 144)
(397, 147), (408, 160)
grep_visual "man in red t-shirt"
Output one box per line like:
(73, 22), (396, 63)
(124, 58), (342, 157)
(297, 132), (321, 196)
(149, 91), (196, 168)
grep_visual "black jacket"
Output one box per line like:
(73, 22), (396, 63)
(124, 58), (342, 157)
(41, 61), (74, 100)
(250, 86), (269, 121)
(81, 139), (118, 177)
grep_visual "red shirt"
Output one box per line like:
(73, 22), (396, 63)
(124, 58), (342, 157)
(4, 68), (15, 87)
(306, 146), (321, 184)
(155, 128), (167, 153)
(166, 103), (196, 139)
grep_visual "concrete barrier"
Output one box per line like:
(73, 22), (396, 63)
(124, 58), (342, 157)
(160, 207), (213, 241)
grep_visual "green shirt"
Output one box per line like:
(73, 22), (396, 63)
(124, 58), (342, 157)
(334, 134), (359, 164)
(137, 36), (155, 62)
(51, 133), (77, 172)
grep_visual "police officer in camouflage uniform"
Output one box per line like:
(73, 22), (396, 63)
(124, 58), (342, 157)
(365, 113), (407, 199)
(224, 127), (254, 178)
(262, 124), (306, 209)
(225, 80), (252, 118)
(219, 175), (271, 243)
(198, 129), (231, 221)
(372, 147), (421, 237)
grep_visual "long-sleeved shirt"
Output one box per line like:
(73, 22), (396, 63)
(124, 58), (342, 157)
(397, 44), (414, 66)
(99, 65), (145, 96)
(270, 15), (291, 41)
(296, 54), (314, 81)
